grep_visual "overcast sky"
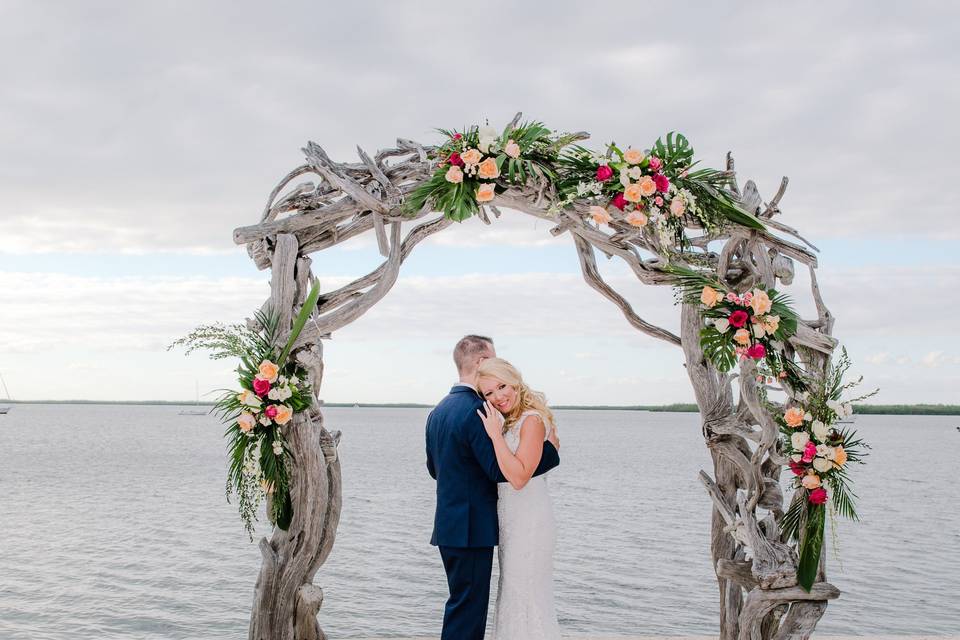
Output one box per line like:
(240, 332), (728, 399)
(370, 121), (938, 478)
(1, 1), (957, 404)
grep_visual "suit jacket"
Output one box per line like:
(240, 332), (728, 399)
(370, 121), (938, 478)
(425, 385), (560, 548)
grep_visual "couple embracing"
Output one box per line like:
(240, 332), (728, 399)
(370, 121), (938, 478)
(425, 335), (562, 640)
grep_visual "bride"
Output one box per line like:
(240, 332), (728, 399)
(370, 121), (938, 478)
(476, 357), (561, 640)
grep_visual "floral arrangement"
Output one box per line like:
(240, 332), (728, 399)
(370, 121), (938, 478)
(404, 120), (577, 222)
(669, 265), (802, 387)
(556, 131), (765, 247)
(170, 283), (321, 539)
(404, 121), (764, 245)
(777, 348), (874, 591)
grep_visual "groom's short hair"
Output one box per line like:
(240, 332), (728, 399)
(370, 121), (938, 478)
(454, 334), (494, 374)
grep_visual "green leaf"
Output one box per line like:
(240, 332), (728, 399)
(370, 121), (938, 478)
(278, 280), (322, 367)
(797, 501), (825, 592)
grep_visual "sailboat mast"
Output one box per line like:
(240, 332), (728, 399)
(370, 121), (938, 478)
(0, 372), (11, 401)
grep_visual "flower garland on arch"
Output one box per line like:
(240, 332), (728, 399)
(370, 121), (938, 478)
(777, 348), (875, 591)
(170, 283), (322, 539)
(669, 264), (804, 389)
(404, 119), (765, 243)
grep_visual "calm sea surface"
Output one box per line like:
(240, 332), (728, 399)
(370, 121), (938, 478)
(0, 405), (957, 638)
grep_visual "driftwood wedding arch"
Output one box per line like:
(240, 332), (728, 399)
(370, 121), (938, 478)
(232, 114), (841, 640)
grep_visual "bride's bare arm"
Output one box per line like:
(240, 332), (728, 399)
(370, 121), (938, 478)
(477, 402), (545, 490)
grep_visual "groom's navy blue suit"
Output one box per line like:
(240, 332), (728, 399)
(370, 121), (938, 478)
(426, 385), (560, 640)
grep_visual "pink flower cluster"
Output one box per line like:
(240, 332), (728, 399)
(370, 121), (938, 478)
(701, 285), (781, 364)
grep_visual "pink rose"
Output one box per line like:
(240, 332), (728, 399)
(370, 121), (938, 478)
(648, 157), (662, 171)
(253, 377), (271, 397)
(611, 192), (627, 210)
(653, 173), (669, 192)
(654, 196), (663, 207)
(725, 292), (738, 303)
(789, 460), (805, 476)
(448, 152), (464, 167)
(452, 133), (462, 140)
(747, 343), (766, 359)
(802, 441), (817, 463)
(808, 487), (828, 505)
(728, 310), (749, 328)
(265, 405), (279, 419)
(596, 165), (614, 182)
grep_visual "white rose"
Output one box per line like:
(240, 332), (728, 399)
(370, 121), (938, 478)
(790, 453), (802, 462)
(791, 431), (810, 451)
(812, 420), (829, 442)
(714, 318), (730, 333)
(268, 388), (281, 401)
(842, 402), (854, 417)
(628, 166), (643, 180)
(803, 412), (813, 422)
(815, 444), (830, 458)
(477, 126), (499, 153)
(619, 167), (631, 188)
(813, 457), (833, 473)
(278, 375), (287, 385)
(752, 323), (766, 339)
(826, 399), (843, 414)
(279, 386), (292, 401)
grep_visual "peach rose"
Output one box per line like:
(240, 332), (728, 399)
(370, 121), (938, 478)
(700, 286), (723, 308)
(623, 183), (644, 203)
(504, 139), (521, 159)
(589, 205), (612, 225)
(638, 175), (657, 197)
(623, 148), (645, 165)
(749, 289), (772, 315)
(833, 445), (847, 467)
(258, 360), (279, 383)
(477, 157), (500, 179)
(237, 413), (256, 433)
(670, 197), (686, 217)
(801, 473), (821, 490)
(476, 183), (496, 202)
(625, 210), (648, 227)
(274, 404), (293, 425)
(734, 328), (751, 345)
(784, 406), (805, 428)
(762, 314), (780, 334)
(460, 148), (482, 166)
(445, 165), (463, 184)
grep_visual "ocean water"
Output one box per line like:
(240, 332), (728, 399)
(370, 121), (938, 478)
(0, 405), (957, 639)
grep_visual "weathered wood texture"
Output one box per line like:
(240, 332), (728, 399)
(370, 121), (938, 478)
(234, 117), (839, 639)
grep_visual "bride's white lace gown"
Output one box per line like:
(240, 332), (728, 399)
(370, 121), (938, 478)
(493, 409), (561, 640)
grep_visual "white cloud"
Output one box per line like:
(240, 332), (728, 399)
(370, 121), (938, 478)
(864, 352), (891, 365)
(1, 2), (959, 255)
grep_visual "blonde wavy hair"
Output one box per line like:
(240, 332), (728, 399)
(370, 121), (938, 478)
(476, 357), (557, 435)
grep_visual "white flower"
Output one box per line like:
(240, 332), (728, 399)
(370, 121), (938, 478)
(714, 318), (730, 333)
(619, 167), (631, 188)
(278, 375), (287, 385)
(238, 390), (262, 408)
(289, 375), (300, 386)
(790, 453), (802, 462)
(791, 431), (810, 451)
(576, 181), (590, 196)
(842, 402), (854, 417)
(813, 457), (833, 473)
(272, 440), (284, 455)
(803, 412), (813, 422)
(815, 443), (831, 458)
(628, 166), (643, 180)
(259, 415), (272, 426)
(277, 386), (293, 401)
(812, 420), (830, 442)
(752, 323), (766, 339)
(826, 399), (843, 415)
(477, 126), (499, 153)
(268, 388), (281, 401)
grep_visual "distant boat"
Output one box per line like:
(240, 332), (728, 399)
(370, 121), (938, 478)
(179, 380), (208, 416)
(0, 371), (12, 414)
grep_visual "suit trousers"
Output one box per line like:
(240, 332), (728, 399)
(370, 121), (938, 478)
(438, 545), (494, 640)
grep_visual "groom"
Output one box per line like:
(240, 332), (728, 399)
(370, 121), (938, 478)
(425, 334), (560, 640)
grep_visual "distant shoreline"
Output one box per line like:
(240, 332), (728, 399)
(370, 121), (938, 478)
(2, 399), (960, 415)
